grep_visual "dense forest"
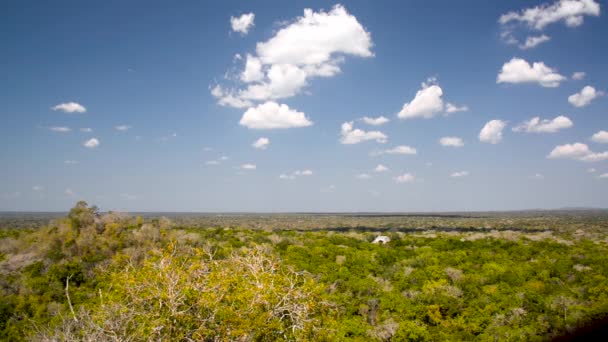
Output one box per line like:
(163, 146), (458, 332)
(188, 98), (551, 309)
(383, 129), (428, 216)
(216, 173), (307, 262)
(1, 202), (608, 341)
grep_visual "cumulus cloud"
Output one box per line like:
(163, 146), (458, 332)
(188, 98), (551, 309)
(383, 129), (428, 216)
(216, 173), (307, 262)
(211, 85), (253, 109)
(479, 120), (507, 144)
(361, 116), (389, 126)
(591, 130), (608, 143)
(240, 101), (312, 129)
(214, 5), (373, 107)
(378, 145), (417, 155)
(499, 0), (600, 30)
(83, 138), (100, 149)
(48, 126), (71, 132)
(252, 137), (270, 149)
(445, 103), (469, 114)
(241, 163), (257, 170)
(568, 85), (604, 107)
(512, 115), (573, 133)
(397, 78), (444, 119)
(241, 54), (264, 83)
(450, 171), (469, 178)
(374, 164), (389, 172)
(231, 13), (255, 34)
(497, 58), (566, 87)
(80, 127), (93, 133)
(394, 173), (416, 183)
(51, 102), (86, 113)
(340, 121), (387, 144)
(115, 125), (131, 131)
(572, 71), (586, 80)
(239, 63), (308, 100)
(520, 34), (551, 49)
(547, 142), (608, 162)
(439, 136), (464, 147)
(256, 5), (372, 67)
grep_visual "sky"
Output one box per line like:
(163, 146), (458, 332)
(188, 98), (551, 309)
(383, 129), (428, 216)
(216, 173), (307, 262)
(1, 0), (607, 212)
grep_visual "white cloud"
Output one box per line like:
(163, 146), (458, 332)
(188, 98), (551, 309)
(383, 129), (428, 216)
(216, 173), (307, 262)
(295, 170), (313, 176)
(591, 130), (608, 143)
(497, 58), (566, 87)
(547, 142), (608, 162)
(211, 85), (253, 109)
(397, 79), (444, 119)
(499, 0), (600, 30)
(599, 173), (608, 179)
(240, 63), (309, 100)
(65, 188), (76, 197)
(214, 5), (373, 107)
(48, 126), (71, 132)
(361, 116), (389, 126)
(479, 120), (507, 144)
(80, 127), (93, 133)
(445, 103), (469, 114)
(572, 71), (586, 80)
(115, 125), (131, 131)
(240, 102), (312, 129)
(581, 152), (608, 162)
(220, 156), (229, 161)
(83, 138), (100, 149)
(241, 54), (264, 83)
(374, 164), (389, 172)
(241, 163), (257, 170)
(256, 5), (372, 67)
(230, 13), (255, 34)
(64, 160), (78, 165)
(252, 137), (270, 149)
(51, 102), (86, 113)
(376, 145), (417, 155)
(588, 168), (596, 173)
(280, 169), (312, 180)
(568, 85), (604, 107)
(340, 121), (387, 144)
(394, 173), (416, 183)
(512, 115), (573, 133)
(450, 171), (469, 178)
(533, 173), (545, 179)
(439, 136), (464, 147)
(356, 173), (371, 179)
(32, 185), (43, 191)
(520, 34), (551, 49)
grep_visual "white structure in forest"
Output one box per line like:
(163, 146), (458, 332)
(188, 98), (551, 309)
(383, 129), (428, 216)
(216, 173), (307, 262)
(372, 235), (390, 244)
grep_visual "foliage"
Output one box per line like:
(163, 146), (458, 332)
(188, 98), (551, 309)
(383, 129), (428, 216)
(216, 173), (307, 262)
(1, 203), (608, 341)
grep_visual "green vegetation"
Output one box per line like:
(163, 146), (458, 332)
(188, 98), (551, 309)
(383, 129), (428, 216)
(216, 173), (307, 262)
(1, 203), (608, 341)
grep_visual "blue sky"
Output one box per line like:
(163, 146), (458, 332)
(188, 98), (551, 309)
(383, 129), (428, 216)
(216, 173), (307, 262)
(1, 0), (607, 212)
